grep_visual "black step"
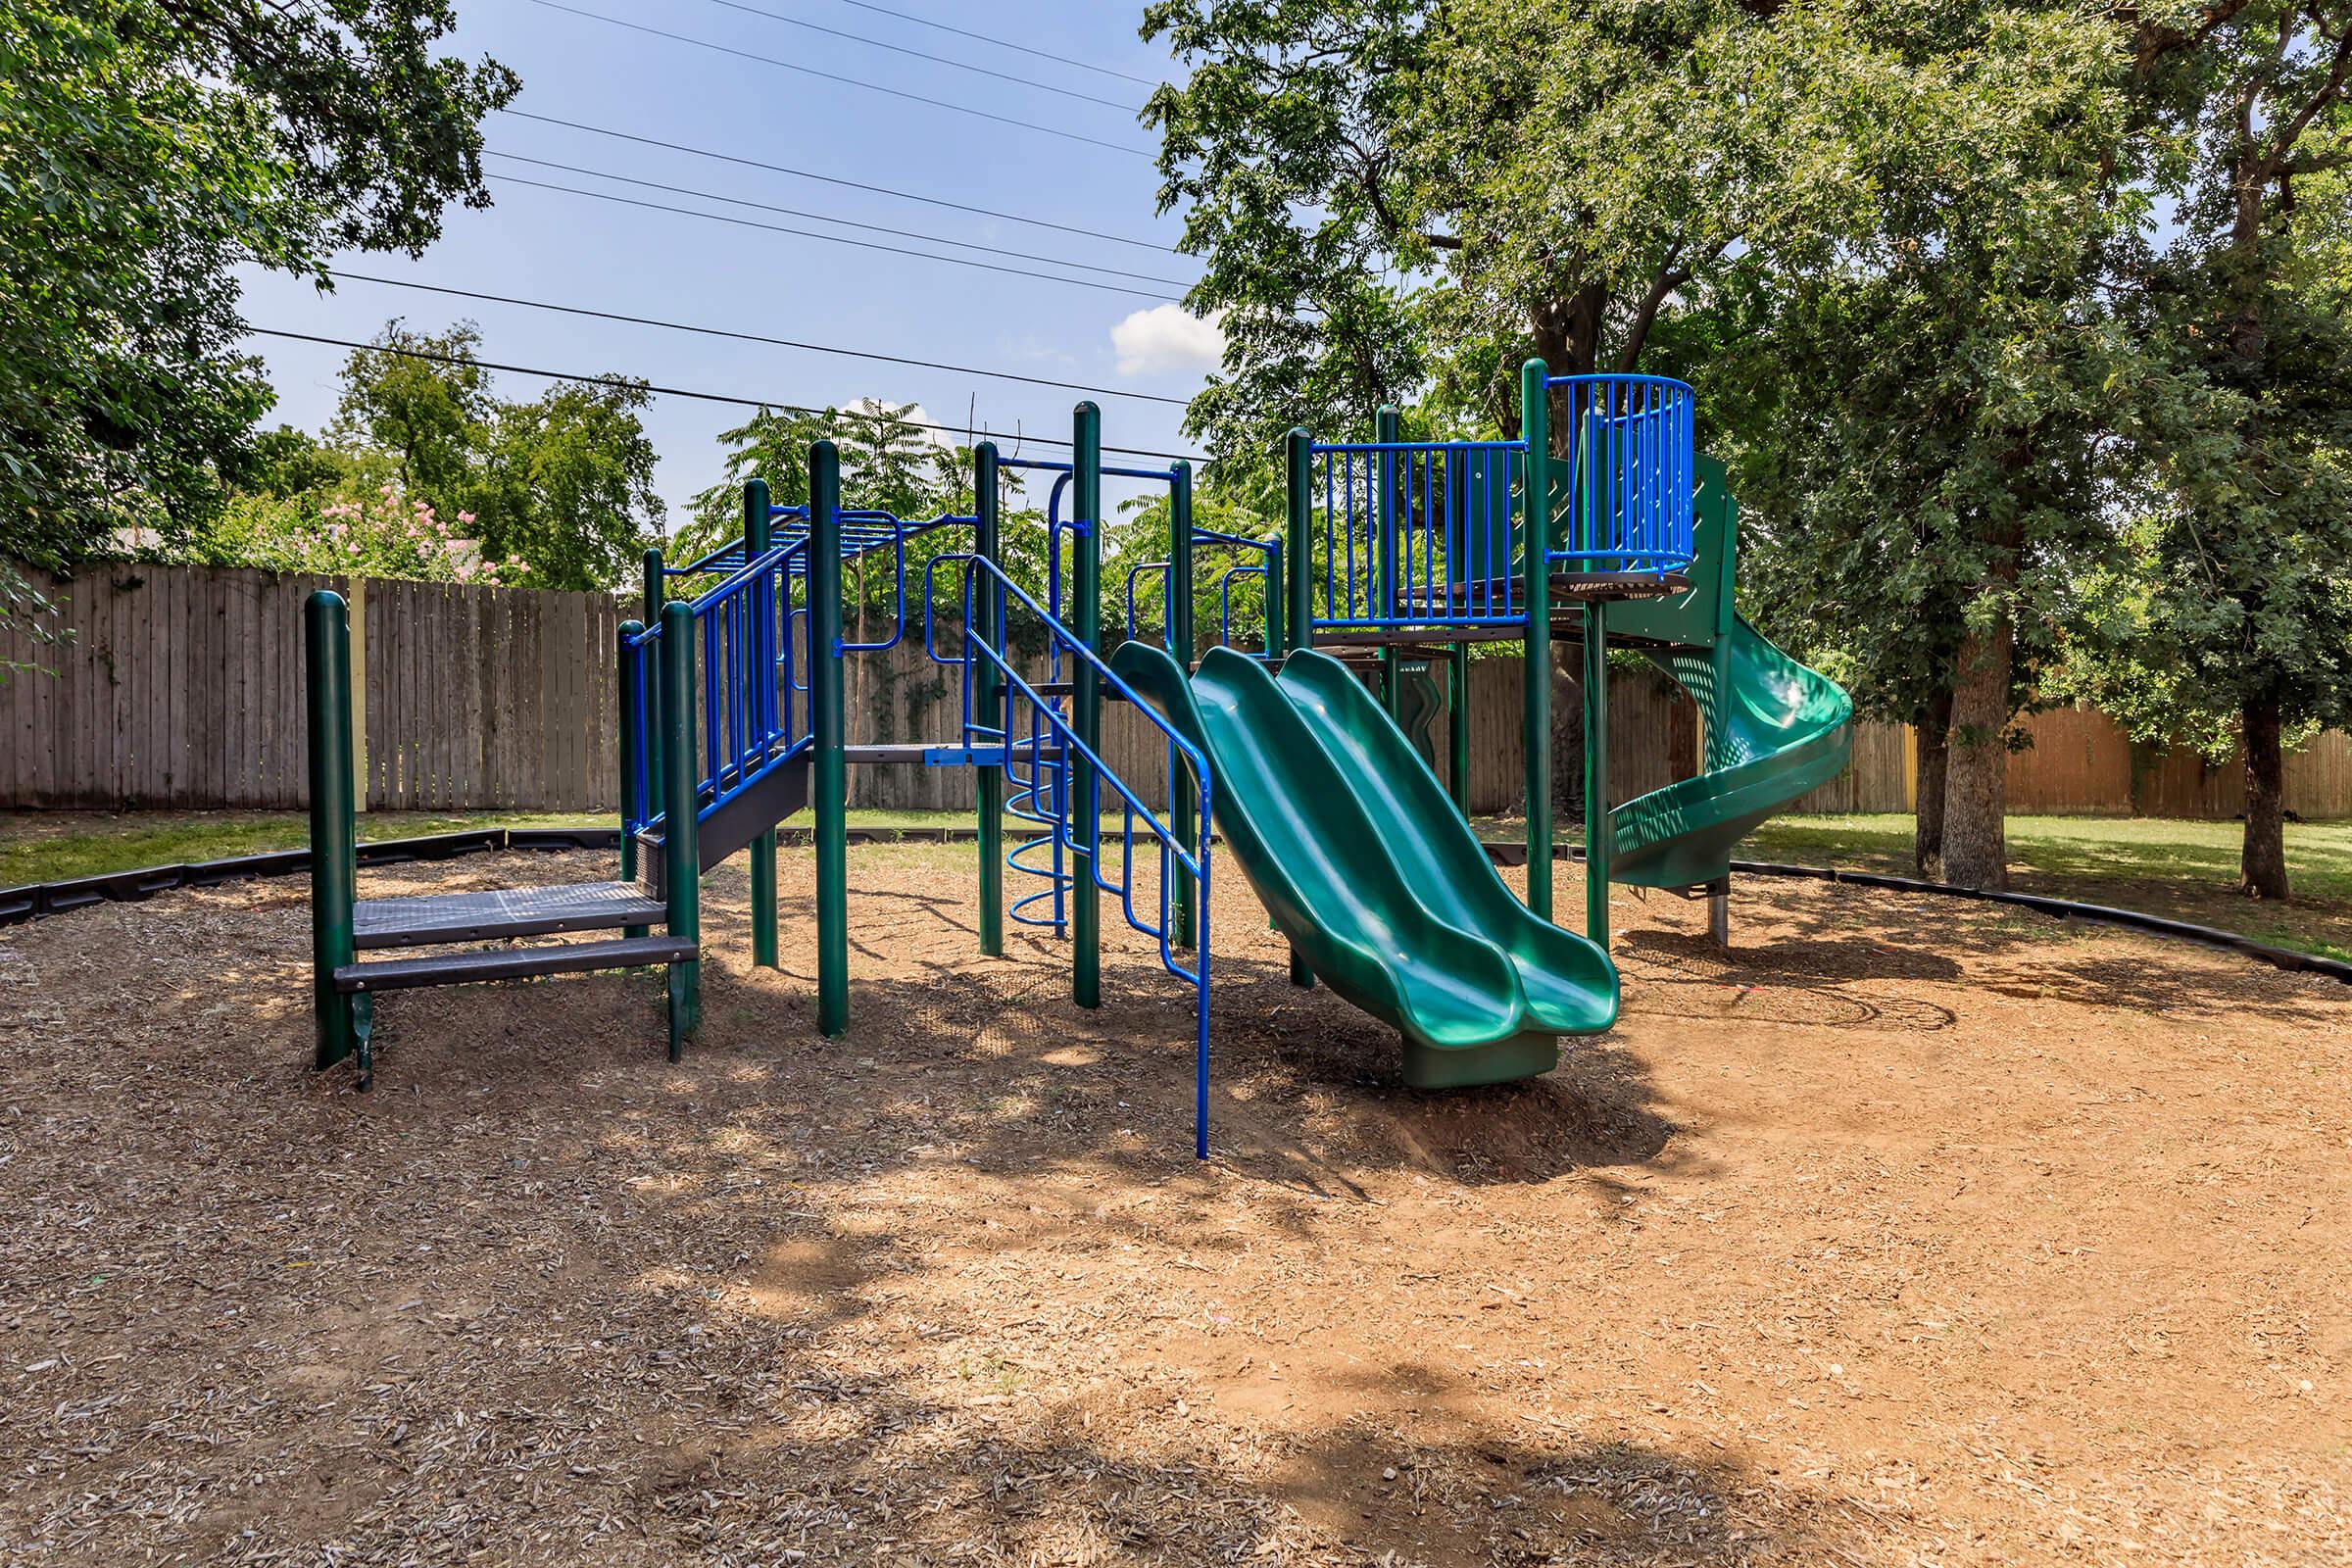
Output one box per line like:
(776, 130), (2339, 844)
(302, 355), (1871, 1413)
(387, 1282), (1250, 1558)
(355, 881), (664, 951)
(334, 935), (697, 995)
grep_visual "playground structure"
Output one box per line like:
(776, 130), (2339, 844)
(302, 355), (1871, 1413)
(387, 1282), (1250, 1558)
(305, 362), (1853, 1150)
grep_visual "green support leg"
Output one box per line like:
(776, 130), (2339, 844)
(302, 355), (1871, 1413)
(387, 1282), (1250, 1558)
(641, 546), (666, 832)
(660, 600), (701, 1055)
(306, 591), (360, 1075)
(1583, 600), (1610, 951)
(809, 441), (851, 1035)
(1071, 402), (1102, 1009)
(745, 478), (779, 969)
(1376, 404), (1403, 728)
(975, 442), (1004, 958)
(1283, 426), (1315, 988)
(1520, 359), (1554, 921)
(1449, 641), (1472, 819)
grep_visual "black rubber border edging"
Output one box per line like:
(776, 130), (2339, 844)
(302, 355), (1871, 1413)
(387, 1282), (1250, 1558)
(3, 823), (2343, 986)
(1480, 839), (2352, 983)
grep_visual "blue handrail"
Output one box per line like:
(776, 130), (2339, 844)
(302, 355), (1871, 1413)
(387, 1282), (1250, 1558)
(625, 539), (809, 839)
(943, 550), (1216, 1157)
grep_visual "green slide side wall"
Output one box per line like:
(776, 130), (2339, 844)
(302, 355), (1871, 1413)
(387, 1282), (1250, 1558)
(1113, 642), (1618, 1089)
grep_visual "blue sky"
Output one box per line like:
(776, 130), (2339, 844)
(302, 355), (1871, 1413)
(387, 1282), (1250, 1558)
(234, 0), (1217, 526)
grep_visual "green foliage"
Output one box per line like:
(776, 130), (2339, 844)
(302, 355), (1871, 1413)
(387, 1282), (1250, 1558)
(2065, 4), (2352, 748)
(197, 321), (663, 590)
(0, 2), (514, 569)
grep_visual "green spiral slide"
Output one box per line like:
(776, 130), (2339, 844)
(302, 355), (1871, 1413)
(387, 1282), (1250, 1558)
(1113, 642), (1619, 1089)
(1604, 457), (1854, 890)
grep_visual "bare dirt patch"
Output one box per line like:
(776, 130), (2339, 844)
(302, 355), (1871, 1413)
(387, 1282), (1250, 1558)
(0, 843), (2346, 1564)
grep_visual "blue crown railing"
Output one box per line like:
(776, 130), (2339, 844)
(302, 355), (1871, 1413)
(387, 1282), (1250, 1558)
(1545, 373), (1695, 577)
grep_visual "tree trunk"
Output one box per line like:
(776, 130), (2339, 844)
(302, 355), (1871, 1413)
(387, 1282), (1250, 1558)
(2240, 698), (2289, 900)
(1940, 618), (2013, 890)
(1552, 649), (1581, 818)
(1913, 687), (1952, 879)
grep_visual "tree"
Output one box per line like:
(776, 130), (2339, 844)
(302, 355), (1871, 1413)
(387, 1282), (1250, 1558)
(2068, 1), (2352, 898)
(201, 322), (662, 588)
(1147, 0), (2151, 889)
(474, 380), (664, 591)
(0, 2), (514, 577)
(331, 321), (495, 514)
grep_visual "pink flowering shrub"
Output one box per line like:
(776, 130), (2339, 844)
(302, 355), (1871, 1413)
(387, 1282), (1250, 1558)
(290, 488), (527, 584)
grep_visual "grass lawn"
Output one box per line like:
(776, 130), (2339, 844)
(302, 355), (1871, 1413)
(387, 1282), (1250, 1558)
(6, 807), (2345, 963)
(1744, 813), (2352, 963)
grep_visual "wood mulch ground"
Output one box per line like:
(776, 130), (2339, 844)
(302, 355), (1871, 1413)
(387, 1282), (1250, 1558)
(1, 843), (2345, 1565)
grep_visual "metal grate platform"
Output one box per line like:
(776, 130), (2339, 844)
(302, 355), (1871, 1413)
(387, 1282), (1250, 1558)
(354, 881), (664, 950)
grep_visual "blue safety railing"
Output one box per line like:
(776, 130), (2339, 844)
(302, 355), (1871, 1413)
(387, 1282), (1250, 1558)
(936, 551), (1215, 1157)
(625, 539), (808, 838)
(1544, 373), (1695, 577)
(1307, 439), (1526, 632)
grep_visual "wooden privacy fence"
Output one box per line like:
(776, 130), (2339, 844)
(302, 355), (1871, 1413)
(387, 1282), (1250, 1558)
(1, 564), (624, 812)
(5, 562), (2349, 819)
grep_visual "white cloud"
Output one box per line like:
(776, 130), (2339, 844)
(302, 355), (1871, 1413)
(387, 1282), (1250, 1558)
(847, 396), (957, 449)
(1110, 305), (1225, 378)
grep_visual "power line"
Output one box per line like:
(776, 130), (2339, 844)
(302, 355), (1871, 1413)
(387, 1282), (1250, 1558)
(526, 0), (1153, 160)
(248, 327), (1203, 463)
(824, 0), (1162, 89)
(500, 110), (1176, 253)
(690, 0), (1144, 114)
(489, 172), (1185, 303)
(323, 270), (1192, 406)
(484, 150), (1193, 290)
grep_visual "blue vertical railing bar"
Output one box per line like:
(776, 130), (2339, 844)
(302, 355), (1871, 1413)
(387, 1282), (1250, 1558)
(1304, 439), (1528, 632)
(1542, 372), (1695, 577)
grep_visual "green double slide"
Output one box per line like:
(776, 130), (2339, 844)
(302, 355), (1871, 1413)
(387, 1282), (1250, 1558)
(1114, 642), (1618, 1089)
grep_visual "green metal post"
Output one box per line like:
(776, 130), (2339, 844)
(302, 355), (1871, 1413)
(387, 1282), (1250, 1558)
(641, 545), (664, 816)
(1284, 428), (1313, 662)
(1583, 600), (1610, 951)
(809, 441), (850, 1036)
(1520, 358), (1554, 922)
(618, 618), (647, 938)
(1282, 427), (1315, 988)
(1449, 640), (1472, 819)
(974, 442), (1004, 958)
(306, 591), (358, 1072)
(744, 478), (779, 969)
(1071, 402), (1102, 1009)
(660, 599), (701, 1055)
(1169, 459), (1198, 950)
(1263, 546), (1285, 658)
(1376, 405), (1402, 723)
